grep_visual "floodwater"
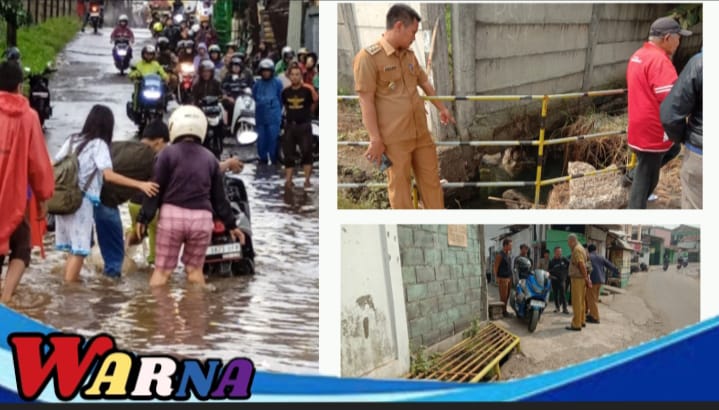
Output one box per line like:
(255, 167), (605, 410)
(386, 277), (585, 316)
(8, 28), (319, 374)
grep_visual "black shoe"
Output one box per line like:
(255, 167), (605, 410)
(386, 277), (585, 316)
(582, 323), (586, 327)
(566, 326), (581, 331)
(563, 309), (570, 315)
(554, 308), (559, 313)
(587, 317), (600, 324)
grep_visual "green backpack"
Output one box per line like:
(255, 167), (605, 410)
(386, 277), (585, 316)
(46, 140), (96, 215)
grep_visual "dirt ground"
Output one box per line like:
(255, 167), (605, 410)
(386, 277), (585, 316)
(337, 102), (685, 209)
(488, 264), (700, 380)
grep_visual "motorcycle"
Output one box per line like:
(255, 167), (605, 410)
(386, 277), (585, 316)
(112, 39), (132, 75)
(198, 95), (225, 159)
(663, 259), (670, 271)
(24, 62), (56, 128)
(177, 62), (195, 104)
(127, 72), (166, 134)
(203, 172), (255, 277)
(230, 87), (258, 158)
(509, 268), (552, 332)
(88, 2), (103, 34)
(677, 257), (689, 270)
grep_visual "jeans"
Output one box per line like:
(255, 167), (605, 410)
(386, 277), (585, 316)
(628, 151), (665, 209)
(681, 148), (702, 209)
(93, 203), (124, 277)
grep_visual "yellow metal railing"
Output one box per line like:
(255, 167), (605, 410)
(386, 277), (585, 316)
(338, 89), (635, 208)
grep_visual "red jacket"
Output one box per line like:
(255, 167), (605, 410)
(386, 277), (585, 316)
(111, 26), (135, 43)
(626, 42), (678, 152)
(0, 92), (54, 255)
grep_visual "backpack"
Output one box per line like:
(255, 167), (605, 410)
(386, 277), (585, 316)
(100, 141), (155, 207)
(46, 138), (96, 215)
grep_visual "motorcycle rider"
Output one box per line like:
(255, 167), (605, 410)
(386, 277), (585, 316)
(253, 58), (284, 164)
(177, 40), (195, 65)
(192, 60), (223, 108)
(224, 41), (238, 67)
(157, 37), (178, 96)
(194, 15), (218, 47)
(274, 46), (295, 75)
(110, 15), (135, 45)
(208, 44), (224, 77)
(129, 45), (169, 114)
(81, 0), (104, 33)
(193, 42), (209, 72)
(3, 47), (21, 64)
(161, 13), (181, 51)
(172, 0), (184, 15)
(221, 54), (254, 122)
(296, 47), (309, 73)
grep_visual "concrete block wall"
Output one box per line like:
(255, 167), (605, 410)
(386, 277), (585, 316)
(398, 225), (487, 350)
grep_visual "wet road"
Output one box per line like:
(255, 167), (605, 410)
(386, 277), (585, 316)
(12, 28), (319, 374)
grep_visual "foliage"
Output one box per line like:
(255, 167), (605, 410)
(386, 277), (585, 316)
(0, 16), (79, 72)
(0, 0), (32, 29)
(668, 4), (702, 28)
(462, 319), (481, 338)
(409, 346), (441, 376)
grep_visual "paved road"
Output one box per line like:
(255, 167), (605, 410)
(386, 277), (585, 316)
(638, 264), (700, 332)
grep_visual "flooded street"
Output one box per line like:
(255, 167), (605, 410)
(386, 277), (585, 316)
(10, 28), (319, 374)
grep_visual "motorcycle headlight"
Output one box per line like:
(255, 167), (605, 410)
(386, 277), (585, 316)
(142, 89), (162, 100)
(117, 49), (127, 56)
(181, 64), (194, 75)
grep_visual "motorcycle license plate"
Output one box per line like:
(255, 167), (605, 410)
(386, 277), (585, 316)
(206, 243), (242, 256)
(530, 300), (545, 308)
(91, 12), (100, 17)
(32, 92), (49, 98)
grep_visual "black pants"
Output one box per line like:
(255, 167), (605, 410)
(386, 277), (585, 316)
(628, 150), (666, 209)
(282, 122), (313, 166)
(0, 218), (31, 269)
(552, 277), (567, 311)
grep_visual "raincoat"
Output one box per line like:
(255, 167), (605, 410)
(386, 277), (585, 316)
(0, 91), (54, 255)
(252, 74), (284, 163)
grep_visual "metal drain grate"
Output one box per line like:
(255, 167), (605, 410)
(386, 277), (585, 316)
(407, 322), (521, 382)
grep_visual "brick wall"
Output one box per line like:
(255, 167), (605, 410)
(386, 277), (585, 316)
(398, 225), (487, 350)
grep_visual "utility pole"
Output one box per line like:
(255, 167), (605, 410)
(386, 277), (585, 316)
(286, 0), (302, 50)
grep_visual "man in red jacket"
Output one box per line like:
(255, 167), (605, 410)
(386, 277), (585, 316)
(626, 17), (692, 209)
(0, 61), (55, 304)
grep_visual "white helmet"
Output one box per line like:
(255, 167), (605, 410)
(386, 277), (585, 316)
(119, 15), (129, 23)
(168, 105), (208, 143)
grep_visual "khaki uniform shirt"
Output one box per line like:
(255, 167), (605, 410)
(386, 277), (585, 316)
(353, 36), (430, 145)
(569, 243), (588, 278)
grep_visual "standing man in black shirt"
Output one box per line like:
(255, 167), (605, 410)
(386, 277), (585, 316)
(493, 239), (514, 318)
(548, 246), (570, 314)
(281, 63), (318, 191)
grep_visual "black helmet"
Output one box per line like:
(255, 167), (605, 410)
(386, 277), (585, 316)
(230, 54), (243, 67)
(157, 37), (170, 50)
(4, 47), (20, 61)
(514, 256), (532, 278)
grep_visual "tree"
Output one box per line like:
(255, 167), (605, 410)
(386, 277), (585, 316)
(1, 0), (32, 48)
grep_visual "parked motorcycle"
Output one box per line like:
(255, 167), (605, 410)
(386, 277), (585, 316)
(177, 62), (195, 104)
(509, 257), (552, 332)
(203, 172), (255, 277)
(198, 95), (225, 159)
(24, 62), (56, 128)
(112, 39), (132, 75)
(663, 260), (669, 271)
(127, 71), (166, 133)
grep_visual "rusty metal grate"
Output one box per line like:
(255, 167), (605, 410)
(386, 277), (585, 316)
(407, 322), (521, 382)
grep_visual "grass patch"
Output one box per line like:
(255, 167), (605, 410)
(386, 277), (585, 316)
(1, 16), (80, 73)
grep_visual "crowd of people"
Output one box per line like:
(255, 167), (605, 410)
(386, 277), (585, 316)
(0, 7), (320, 304)
(493, 237), (620, 331)
(111, 11), (319, 186)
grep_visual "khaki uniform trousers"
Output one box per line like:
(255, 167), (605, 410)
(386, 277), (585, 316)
(570, 277), (587, 329)
(384, 134), (444, 209)
(585, 283), (601, 321)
